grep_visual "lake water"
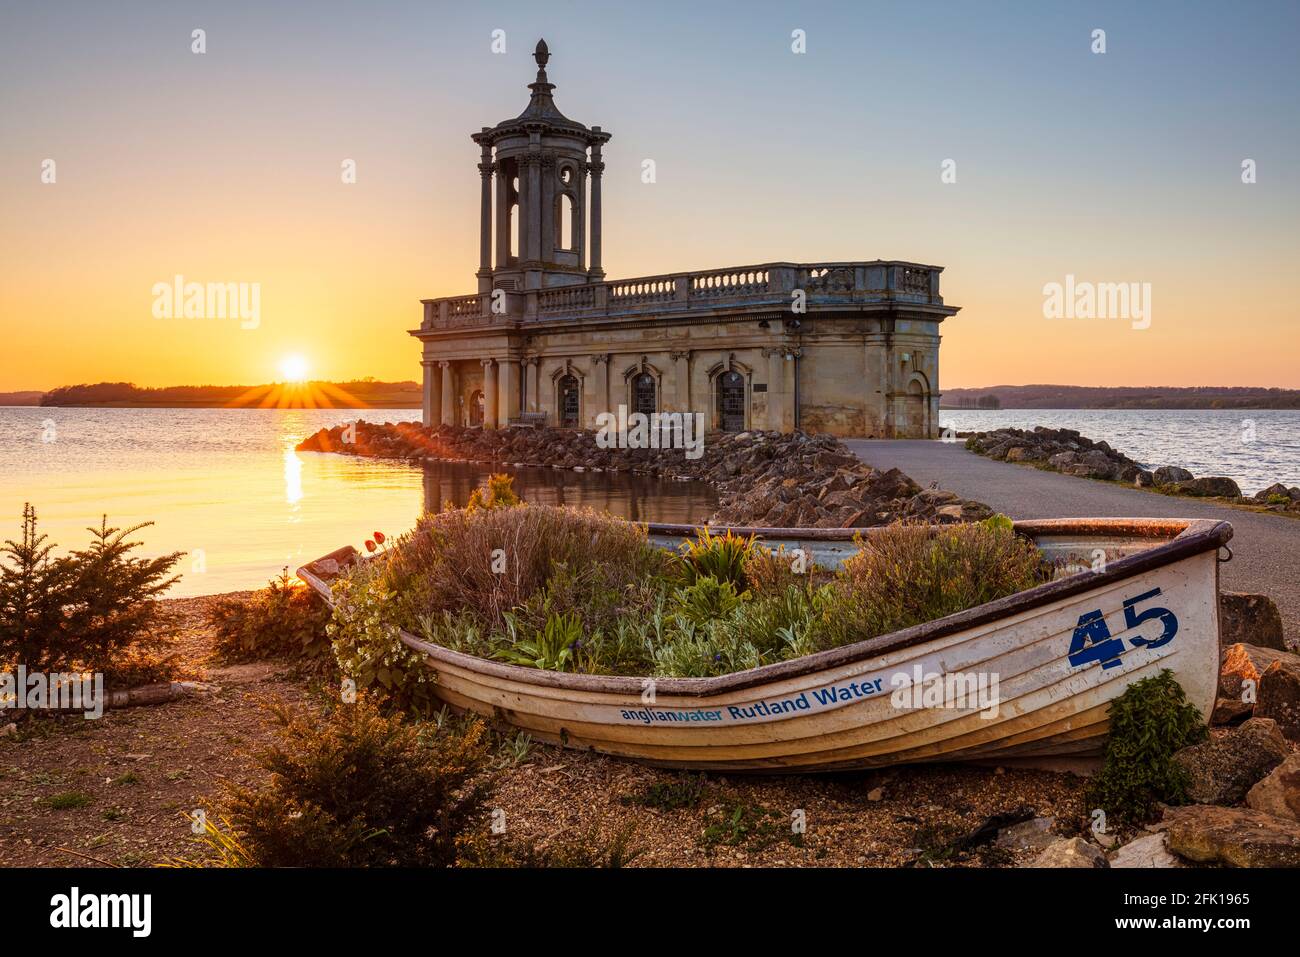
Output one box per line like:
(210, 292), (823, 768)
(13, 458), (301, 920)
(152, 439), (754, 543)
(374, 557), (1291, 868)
(0, 408), (716, 597)
(938, 409), (1300, 496)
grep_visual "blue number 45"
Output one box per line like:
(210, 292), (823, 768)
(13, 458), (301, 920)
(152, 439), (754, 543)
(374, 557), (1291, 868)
(1067, 587), (1179, 670)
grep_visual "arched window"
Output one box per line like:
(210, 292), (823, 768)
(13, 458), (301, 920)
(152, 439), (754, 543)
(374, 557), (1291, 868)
(633, 373), (657, 416)
(469, 390), (485, 427)
(717, 370), (746, 431)
(558, 193), (575, 250)
(558, 374), (580, 427)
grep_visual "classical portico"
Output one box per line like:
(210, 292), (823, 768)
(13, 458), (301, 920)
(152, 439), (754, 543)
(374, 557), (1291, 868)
(412, 40), (959, 438)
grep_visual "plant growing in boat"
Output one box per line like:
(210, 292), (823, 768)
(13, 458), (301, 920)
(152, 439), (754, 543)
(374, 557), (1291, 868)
(325, 493), (1056, 684)
(677, 527), (756, 590)
(492, 610), (583, 671)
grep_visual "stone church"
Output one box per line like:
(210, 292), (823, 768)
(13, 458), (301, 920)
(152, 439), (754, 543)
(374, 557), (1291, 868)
(413, 40), (958, 438)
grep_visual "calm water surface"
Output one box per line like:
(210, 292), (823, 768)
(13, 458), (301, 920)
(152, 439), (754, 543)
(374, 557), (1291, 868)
(939, 409), (1300, 496)
(0, 408), (716, 597)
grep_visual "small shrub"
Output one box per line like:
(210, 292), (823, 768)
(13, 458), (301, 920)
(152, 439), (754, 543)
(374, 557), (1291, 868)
(678, 528), (756, 591)
(210, 570), (331, 666)
(1087, 670), (1208, 823)
(466, 473), (522, 512)
(743, 544), (819, 597)
(328, 559), (441, 716)
(0, 505), (181, 676)
(222, 697), (494, 867)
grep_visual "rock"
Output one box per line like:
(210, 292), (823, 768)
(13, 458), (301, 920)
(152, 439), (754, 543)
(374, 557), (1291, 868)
(1024, 837), (1108, 868)
(1172, 717), (1288, 804)
(995, 816), (1057, 852)
(0, 722), (16, 739)
(1219, 592), (1287, 651)
(866, 787), (884, 802)
(1108, 832), (1184, 868)
(1047, 451), (1078, 470)
(1218, 642), (1299, 701)
(1168, 476), (1243, 499)
(1153, 465), (1194, 485)
(1163, 804), (1300, 867)
(1245, 753), (1300, 823)
(1133, 469), (1155, 488)
(1257, 659), (1300, 741)
(1254, 482), (1292, 502)
(1210, 697), (1253, 726)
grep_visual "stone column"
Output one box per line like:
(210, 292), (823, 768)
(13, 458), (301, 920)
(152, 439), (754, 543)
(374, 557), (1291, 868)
(439, 360), (454, 426)
(591, 353), (610, 426)
(587, 144), (604, 279)
(670, 351), (691, 412)
(765, 348), (791, 432)
(523, 357), (540, 412)
(526, 152), (542, 268)
(482, 359), (499, 429)
(498, 358), (519, 426)
(477, 145), (494, 292)
(495, 163), (511, 267)
(422, 360), (440, 428)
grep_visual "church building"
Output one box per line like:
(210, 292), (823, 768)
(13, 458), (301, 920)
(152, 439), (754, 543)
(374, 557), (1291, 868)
(413, 40), (959, 438)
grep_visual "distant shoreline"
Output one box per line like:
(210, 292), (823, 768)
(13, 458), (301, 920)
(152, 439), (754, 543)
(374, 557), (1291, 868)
(942, 384), (1300, 411)
(1, 379), (422, 409)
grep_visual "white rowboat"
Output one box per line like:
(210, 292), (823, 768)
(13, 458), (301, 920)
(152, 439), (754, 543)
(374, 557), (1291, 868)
(298, 517), (1231, 773)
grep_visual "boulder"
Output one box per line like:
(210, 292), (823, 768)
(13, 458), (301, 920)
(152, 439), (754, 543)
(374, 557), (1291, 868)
(1171, 717), (1288, 805)
(1133, 469), (1156, 488)
(1047, 451), (1079, 470)
(1245, 753), (1300, 823)
(1253, 482), (1292, 502)
(995, 816), (1058, 852)
(1023, 837), (1108, 868)
(1153, 465), (1194, 485)
(1163, 804), (1300, 867)
(1257, 659), (1300, 741)
(1108, 832), (1184, 868)
(1168, 476), (1243, 499)
(1218, 643), (1299, 701)
(1210, 697), (1253, 726)
(1219, 592), (1287, 651)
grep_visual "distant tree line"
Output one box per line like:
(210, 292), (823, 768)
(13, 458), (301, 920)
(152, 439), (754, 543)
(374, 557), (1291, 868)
(942, 385), (1300, 410)
(39, 380), (420, 408)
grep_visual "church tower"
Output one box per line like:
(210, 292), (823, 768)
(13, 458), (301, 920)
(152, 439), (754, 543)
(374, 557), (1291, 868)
(472, 39), (611, 293)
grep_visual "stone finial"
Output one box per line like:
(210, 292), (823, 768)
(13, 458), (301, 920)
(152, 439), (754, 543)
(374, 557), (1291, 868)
(535, 38), (550, 69)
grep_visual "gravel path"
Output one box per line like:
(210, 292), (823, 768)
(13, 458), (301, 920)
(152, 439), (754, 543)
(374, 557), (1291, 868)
(846, 439), (1300, 643)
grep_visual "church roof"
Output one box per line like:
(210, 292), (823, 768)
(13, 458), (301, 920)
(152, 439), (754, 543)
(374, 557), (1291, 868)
(472, 39), (609, 145)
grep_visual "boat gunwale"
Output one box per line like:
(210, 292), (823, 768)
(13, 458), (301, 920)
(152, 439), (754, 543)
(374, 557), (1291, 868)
(297, 517), (1231, 699)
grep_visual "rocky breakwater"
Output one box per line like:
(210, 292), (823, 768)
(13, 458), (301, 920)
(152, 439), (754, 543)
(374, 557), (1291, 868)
(296, 422), (994, 529)
(963, 426), (1252, 501)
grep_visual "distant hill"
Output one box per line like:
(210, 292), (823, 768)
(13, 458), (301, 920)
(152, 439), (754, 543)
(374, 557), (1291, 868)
(37, 380), (421, 408)
(0, 391), (46, 406)
(941, 385), (1300, 410)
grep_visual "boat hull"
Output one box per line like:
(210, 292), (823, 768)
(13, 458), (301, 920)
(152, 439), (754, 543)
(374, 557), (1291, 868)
(299, 518), (1229, 773)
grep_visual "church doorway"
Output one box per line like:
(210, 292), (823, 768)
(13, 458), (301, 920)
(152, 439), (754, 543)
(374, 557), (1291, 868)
(633, 372), (657, 416)
(558, 374), (580, 427)
(903, 377), (928, 437)
(717, 371), (746, 431)
(469, 390), (485, 427)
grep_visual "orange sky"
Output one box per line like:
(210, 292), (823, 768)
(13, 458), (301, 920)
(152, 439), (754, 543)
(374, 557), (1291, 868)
(2, 2), (1297, 392)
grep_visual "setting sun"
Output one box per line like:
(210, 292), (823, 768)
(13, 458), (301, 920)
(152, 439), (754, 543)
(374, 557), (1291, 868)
(279, 355), (309, 383)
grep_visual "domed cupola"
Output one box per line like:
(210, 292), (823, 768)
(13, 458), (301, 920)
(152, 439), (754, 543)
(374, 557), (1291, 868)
(471, 40), (611, 293)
